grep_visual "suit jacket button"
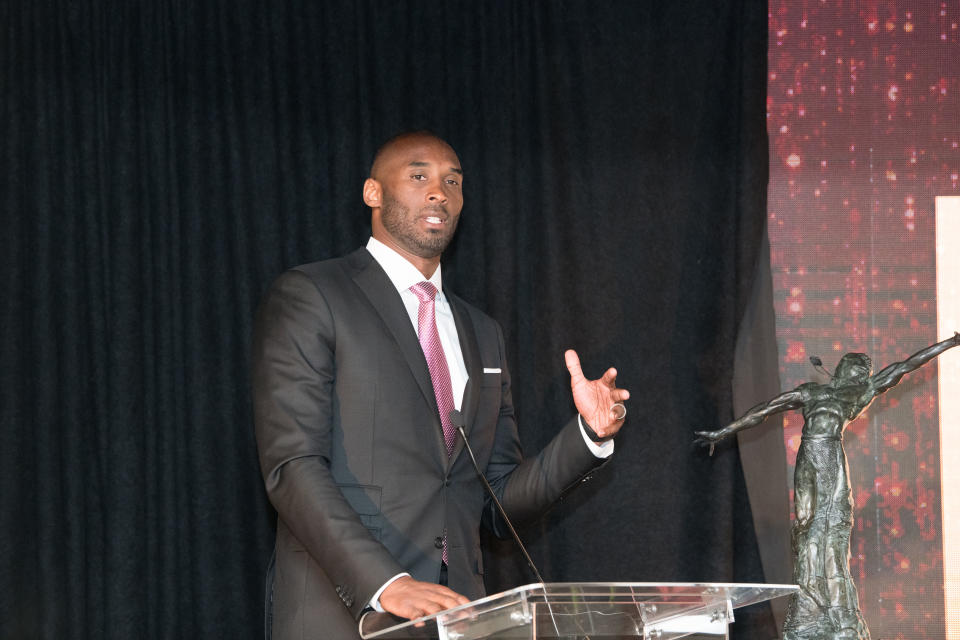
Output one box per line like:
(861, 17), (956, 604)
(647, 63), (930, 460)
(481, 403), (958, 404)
(434, 537), (443, 549)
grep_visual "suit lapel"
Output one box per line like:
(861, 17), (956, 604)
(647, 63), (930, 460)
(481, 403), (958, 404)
(349, 248), (482, 467)
(349, 251), (446, 457)
(448, 292), (482, 467)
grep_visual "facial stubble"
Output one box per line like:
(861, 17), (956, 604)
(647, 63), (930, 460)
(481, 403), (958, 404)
(379, 193), (460, 259)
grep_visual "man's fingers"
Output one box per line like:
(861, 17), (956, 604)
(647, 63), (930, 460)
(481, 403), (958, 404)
(564, 349), (585, 383)
(409, 588), (463, 613)
(600, 367), (618, 385)
(390, 599), (442, 621)
(429, 590), (469, 610)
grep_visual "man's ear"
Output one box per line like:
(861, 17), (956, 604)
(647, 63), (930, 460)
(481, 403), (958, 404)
(363, 178), (381, 208)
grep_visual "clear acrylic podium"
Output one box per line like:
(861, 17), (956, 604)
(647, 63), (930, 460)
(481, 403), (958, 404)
(359, 582), (798, 639)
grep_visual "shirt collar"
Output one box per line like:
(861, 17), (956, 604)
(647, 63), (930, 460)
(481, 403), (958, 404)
(366, 236), (444, 296)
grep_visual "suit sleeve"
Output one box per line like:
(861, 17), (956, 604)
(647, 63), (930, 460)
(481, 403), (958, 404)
(252, 270), (403, 618)
(480, 322), (609, 538)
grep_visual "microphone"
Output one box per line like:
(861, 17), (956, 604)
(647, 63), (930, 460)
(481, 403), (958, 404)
(809, 355), (834, 378)
(449, 409), (545, 585)
(451, 409), (563, 637)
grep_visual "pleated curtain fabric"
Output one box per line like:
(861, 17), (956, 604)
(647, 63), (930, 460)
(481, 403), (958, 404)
(2, 1), (775, 638)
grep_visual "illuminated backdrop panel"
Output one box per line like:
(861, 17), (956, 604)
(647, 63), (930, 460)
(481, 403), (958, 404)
(768, 1), (960, 638)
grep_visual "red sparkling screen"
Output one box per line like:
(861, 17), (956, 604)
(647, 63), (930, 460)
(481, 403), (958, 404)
(768, 1), (960, 637)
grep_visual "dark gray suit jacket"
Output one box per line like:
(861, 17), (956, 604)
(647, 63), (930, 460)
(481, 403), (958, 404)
(252, 248), (606, 640)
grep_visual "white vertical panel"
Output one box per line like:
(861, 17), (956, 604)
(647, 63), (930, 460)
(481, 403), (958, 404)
(937, 196), (960, 639)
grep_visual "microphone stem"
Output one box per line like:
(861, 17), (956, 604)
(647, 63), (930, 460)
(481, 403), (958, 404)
(456, 426), (546, 584)
(456, 424), (564, 637)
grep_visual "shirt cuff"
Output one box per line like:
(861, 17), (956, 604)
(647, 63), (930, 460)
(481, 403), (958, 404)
(369, 573), (411, 612)
(578, 415), (615, 458)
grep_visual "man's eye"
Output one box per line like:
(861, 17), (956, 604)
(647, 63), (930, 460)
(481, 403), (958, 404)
(412, 174), (426, 180)
(446, 178), (460, 186)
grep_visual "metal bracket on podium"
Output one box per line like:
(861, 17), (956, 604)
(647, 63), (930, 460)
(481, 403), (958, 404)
(359, 582), (797, 639)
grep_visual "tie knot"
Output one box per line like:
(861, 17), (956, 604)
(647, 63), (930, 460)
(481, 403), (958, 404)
(410, 281), (438, 303)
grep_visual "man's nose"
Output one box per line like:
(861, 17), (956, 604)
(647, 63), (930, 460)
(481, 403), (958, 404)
(426, 179), (448, 204)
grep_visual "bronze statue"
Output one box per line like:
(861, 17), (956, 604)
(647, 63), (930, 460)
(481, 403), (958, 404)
(695, 333), (960, 640)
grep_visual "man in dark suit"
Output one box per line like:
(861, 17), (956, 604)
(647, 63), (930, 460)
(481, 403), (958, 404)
(252, 131), (630, 639)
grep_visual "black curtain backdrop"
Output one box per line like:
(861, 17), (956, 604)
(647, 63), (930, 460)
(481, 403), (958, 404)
(2, 1), (776, 638)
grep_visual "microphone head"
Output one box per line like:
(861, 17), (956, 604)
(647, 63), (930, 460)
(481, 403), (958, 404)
(809, 355), (834, 378)
(449, 409), (465, 429)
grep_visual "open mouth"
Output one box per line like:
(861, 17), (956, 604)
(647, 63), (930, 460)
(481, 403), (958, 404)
(421, 210), (449, 226)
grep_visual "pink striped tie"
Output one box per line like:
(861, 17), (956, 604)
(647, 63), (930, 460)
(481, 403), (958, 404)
(411, 281), (455, 566)
(410, 282), (457, 457)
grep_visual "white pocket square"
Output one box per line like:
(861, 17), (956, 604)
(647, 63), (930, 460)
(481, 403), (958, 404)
(483, 368), (501, 374)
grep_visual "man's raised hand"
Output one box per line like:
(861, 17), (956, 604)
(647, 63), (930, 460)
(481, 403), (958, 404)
(565, 349), (630, 440)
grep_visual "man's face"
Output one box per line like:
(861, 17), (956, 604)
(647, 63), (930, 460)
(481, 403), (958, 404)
(368, 136), (463, 260)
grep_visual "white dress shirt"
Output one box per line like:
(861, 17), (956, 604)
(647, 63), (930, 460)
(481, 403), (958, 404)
(366, 237), (469, 408)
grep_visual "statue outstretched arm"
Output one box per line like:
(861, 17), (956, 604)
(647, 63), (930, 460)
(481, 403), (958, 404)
(870, 332), (960, 394)
(694, 388), (805, 451)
